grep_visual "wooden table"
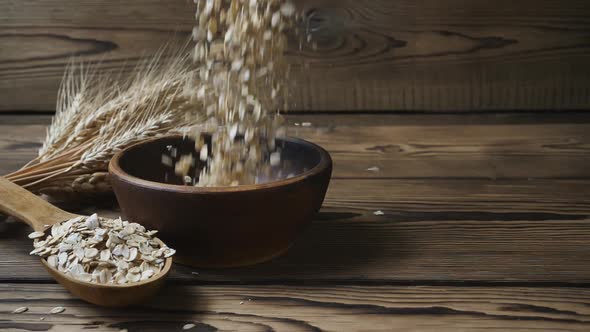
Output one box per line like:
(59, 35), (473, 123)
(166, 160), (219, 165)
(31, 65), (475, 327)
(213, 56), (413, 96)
(1, 112), (590, 331)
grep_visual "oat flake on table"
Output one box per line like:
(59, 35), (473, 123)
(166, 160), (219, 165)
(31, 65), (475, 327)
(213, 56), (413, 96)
(49, 306), (66, 314)
(12, 307), (28, 314)
(183, 323), (196, 330)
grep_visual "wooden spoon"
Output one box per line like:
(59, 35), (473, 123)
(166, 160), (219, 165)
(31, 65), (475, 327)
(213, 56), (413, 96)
(0, 177), (172, 307)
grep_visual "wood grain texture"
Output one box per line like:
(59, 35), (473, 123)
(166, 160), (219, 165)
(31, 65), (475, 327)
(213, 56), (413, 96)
(1, 113), (589, 283)
(2, 113), (590, 179)
(290, 115), (590, 179)
(2, 1), (590, 111)
(0, 116), (45, 175)
(1, 177), (589, 283)
(1, 284), (590, 331)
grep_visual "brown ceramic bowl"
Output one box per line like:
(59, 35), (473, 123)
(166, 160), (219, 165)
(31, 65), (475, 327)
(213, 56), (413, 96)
(108, 135), (332, 268)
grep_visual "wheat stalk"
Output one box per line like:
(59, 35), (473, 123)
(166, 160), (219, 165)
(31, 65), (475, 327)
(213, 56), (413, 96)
(5, 44), (204, 197)
(39, 60), (117, 161)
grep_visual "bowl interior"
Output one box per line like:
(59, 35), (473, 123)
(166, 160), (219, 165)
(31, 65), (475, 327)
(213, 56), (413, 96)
(117, 136), (323, 186)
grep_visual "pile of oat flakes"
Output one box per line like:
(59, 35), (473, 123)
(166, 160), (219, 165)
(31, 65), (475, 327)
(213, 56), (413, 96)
(29, 214), (174, 284)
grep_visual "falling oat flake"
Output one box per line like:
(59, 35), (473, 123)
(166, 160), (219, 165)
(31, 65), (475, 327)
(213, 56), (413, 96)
(374, 211), (385, 216)
(367, 167), (380, 172)
(183, 323), (196, 330)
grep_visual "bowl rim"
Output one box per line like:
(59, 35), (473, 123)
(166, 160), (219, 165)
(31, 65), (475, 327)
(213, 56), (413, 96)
(108, 135), (332, 193)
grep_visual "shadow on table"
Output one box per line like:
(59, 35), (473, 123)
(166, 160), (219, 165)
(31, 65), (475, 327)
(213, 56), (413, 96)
(175, 207), (409, 281)
(108, 285), (210, 331)
(0, 214), (29, 239)
(268, 209), (407, 278)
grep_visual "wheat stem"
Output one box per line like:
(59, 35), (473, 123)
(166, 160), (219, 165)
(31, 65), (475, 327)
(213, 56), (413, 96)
(11, 168), (72, 187)
(22, 156), (42, 168)
(7, 147), (85, 179)
(7, 162), (77, 182)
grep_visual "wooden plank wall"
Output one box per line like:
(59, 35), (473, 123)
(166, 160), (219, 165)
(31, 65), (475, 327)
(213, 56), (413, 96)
(1, 0), (590, 112)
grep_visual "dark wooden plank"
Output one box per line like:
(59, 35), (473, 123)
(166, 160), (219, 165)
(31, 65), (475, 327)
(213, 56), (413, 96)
(2, 1), (590, 111)
(0, 116), (45, 176)
(1, 113), (589, 283)
(2, 113), (590, 179)
(1, 284), (590, 331)
(1, 178), (589, 283)
(290, 116), (590, 179)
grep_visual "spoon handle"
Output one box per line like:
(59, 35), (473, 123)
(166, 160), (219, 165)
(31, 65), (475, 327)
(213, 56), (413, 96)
(0, 177), (78, 232)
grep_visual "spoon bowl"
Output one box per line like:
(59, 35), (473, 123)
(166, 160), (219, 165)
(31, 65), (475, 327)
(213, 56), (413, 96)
(0, 176), (172, 307)
(40, 251), (172, 307)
